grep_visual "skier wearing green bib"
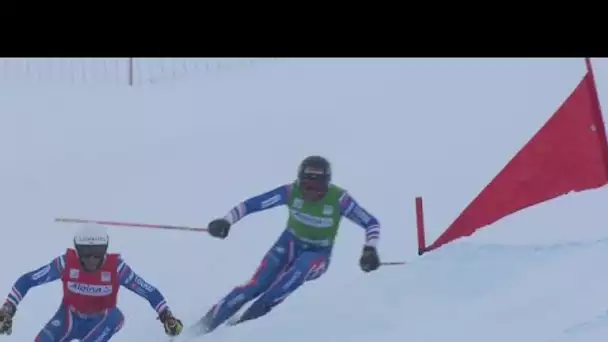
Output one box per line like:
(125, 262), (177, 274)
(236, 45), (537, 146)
(198, 155), (381, 334)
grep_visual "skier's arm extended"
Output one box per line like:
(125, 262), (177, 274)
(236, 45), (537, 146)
(118, 258), (171, 315)
(223, 184), (291, 225)
(339, 192), (381, 247)
(4, 254), (65, 308)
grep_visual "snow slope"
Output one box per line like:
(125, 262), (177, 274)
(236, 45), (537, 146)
(2, 58), (608, 341)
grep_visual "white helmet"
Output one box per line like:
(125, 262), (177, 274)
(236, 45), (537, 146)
(74, 222), (109, 246)
(73, 223), (109, 271)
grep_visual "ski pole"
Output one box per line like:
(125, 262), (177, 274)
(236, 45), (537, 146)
(381, 261), (407, 266)
(55, 217), (208, 232)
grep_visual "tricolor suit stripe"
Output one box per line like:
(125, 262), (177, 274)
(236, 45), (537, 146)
(81, 309), (109, 340)
(60, 308), (73, 342)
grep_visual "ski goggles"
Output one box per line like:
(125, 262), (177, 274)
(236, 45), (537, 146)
(76, 245), (107, 258)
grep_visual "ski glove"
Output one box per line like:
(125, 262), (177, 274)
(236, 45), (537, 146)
(359, 246), (380, 272)
(0, 302), (15, 335)
(159, 308), (183, 337)
(208, 218), (231, 239)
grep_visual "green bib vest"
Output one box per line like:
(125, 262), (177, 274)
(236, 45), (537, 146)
(286, 183), (344, 246)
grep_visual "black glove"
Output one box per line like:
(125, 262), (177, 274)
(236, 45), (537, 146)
(0, 302), (16, 335)
(158, 308), (183, 336)
(359, 246), (380, 272)
(207, 218), (231, 239)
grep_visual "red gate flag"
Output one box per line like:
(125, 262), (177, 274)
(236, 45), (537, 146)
(425, 58), (608, 252)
